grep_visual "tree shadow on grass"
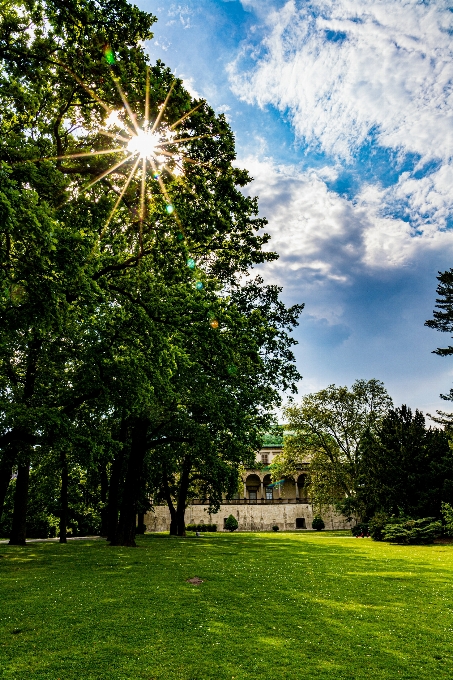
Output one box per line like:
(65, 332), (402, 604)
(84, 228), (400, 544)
(0, 534), (452, 679)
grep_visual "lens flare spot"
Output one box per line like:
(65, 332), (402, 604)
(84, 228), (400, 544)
(103, 45), (115, 64)
(210, 319), (219, 329)
(196, 281), (203, 290)
(9, 284), (26, 303)
(187, 258), (195, 269)
(166, 204), (174, 214)
(127, 130), (160, 159)
(176, 232), (184, 241)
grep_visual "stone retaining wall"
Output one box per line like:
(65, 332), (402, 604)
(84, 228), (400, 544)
(144, 503), (353, 532)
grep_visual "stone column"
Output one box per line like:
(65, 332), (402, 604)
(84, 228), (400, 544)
(278, 483), (281, 499)
(260, 480), (264, 500)
(294, 477), (299, 499)
(243, 482), (247, 499)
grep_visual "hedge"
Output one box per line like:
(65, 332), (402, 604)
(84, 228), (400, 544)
(186, 524), (217, 532)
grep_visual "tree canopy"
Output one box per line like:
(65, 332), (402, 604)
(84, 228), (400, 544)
(358, 405), (453, 520)
(426, 268), (453, 403)
(0, 0), (303, 544)
(279, 380), (393, 517)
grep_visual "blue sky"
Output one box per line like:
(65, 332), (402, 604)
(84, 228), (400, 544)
(137, 0), (453, 415)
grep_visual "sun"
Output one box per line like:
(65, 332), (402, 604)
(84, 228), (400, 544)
(25, 57), (211, 243)
(126, 130), (160, 159)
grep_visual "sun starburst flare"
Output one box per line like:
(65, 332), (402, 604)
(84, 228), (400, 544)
(20, 57), (214, 245)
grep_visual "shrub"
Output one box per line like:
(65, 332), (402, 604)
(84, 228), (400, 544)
(369, 512), (390, 541)
(224, 515), (238, 532)
(27, 512), (59, 539)
(383, 517), (442, 544)
(312, 515), (325, 531)
(186, 524), (217, 533)
(441, 502), (453, 537)
(272, 525), (279, 532)
(71, 509), (101, 537)
(351, 522), (369, 537)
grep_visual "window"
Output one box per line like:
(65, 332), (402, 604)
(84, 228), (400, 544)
(249, 490), (257, 501)
(265, 486), (273, 500)
(261, 453), (269, 464)
(296, 518), (306, 529)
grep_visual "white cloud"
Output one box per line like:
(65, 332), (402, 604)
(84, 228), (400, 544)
(180, 77), (202, 100)
(230, 0), (453, 264)
(231, 0), (453, 162)
(238, 156), (453, 412)
(240, 157), (453, 283)
(167, 4), (194, 29)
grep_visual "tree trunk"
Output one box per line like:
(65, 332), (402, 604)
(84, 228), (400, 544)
(0, 448), (15, 522)
(8, 335), (42, 546)
(136, 512), (145, 534)
(176, 504), (186, 537)
(106, 419), (128, 543)
(9, 460), (30, 545)
(112, 418), (148, 547)
(59, 450), (68, 543)
(99, 462), (109, 537)
(175, 457), (192, 537)
(162, 470), (177, 535)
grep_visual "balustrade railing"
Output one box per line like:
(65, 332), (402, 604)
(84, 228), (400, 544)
(188, 498), (311, 505)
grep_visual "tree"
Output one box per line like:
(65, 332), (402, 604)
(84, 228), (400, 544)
(358, 405), (453, 519)
(0, 0), (158, 544)
(281, 380), (392, 518)
(224, 514), (238, 532)
(0, 0), (303, 545)
(311, 516), (325, 531)
(426, 268), (453, 402)
(146, 276), (302, 536)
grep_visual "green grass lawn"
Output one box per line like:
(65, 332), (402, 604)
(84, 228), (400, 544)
(0, 532), (452, 680)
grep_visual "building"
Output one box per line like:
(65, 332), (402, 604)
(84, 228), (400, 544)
(144, 441), (353, 532)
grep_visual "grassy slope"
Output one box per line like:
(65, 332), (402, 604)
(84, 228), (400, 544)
(0, 532), (452, 680)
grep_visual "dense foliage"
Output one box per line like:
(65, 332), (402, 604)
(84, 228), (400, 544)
(0, 0), (302, 544)
(277, 377), (453, 529)
(311, 515), (325, 531)
(279, 379), (392, 517)
(426, 268), (453, 380)
(382, 517), (442, 545)
(351, 522), (369, 537)
(185, 523), (217, 532)
(358, 406), (453, 521)
(441, 502), (453, 537)
(224, 514), (238, 532)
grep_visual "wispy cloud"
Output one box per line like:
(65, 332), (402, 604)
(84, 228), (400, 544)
(167, 4), (195, 29)
(231, 0), (453, 160)
(230, 0), (453, 240)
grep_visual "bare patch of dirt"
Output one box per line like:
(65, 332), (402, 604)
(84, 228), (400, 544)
(186, 577), (204, 585)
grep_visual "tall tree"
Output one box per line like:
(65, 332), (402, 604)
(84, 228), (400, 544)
(280, 379), (392, 518)
(358, 405), (453, 519)
(0, 0), (157, 543)
(426, 268), (453, 403)
(1, 0), (302, 545)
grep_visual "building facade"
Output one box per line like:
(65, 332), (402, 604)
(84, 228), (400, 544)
(144, 445), (353, 532)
